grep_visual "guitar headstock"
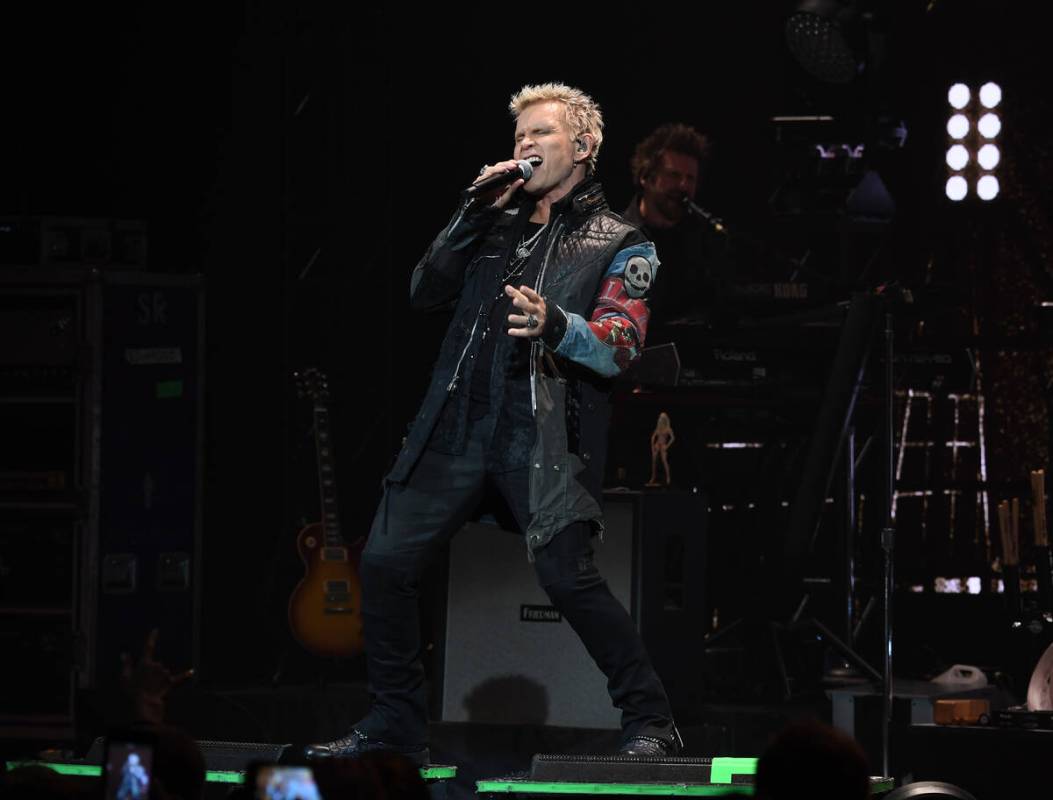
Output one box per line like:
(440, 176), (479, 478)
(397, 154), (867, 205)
(294, 367), (331, 403)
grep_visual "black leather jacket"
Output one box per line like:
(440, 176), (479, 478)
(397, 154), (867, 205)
(388, 178), (656, 553)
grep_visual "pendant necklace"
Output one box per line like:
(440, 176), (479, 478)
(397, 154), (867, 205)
(515, 221), (548, 260)
(501, 222), (547, 284)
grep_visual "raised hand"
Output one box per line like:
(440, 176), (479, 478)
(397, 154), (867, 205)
(505, 284), (547, 337)
(120, 628), (194, 724)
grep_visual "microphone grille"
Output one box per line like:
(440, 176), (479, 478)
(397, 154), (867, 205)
(516, 159), (534, 180)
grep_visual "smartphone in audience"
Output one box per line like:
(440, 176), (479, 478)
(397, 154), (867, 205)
(246, 762), (323, 800)
(101, 730), (156, 800)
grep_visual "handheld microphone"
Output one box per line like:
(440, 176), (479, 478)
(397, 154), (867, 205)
(682, 197), (726, 234)
(463, 160), (534, 197)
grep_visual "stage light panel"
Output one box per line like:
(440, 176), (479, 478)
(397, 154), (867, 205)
(944, 82), (1004, 203)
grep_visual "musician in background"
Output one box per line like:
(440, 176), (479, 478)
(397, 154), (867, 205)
(622, 123), (726, 340)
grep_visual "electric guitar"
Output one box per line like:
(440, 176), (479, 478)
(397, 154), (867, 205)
(287, 368), (365, 658)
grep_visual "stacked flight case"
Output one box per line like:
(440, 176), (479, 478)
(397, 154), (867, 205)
(0, 263), (202, 745)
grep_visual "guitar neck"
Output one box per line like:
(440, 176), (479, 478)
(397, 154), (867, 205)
(313, 404), (343, 548)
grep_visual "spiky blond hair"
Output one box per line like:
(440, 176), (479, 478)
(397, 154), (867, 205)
(509, 82), (604, 174)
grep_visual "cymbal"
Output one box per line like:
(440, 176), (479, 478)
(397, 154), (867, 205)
(1027, 642), (1053, 711)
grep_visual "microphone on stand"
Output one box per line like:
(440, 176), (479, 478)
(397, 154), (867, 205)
(682, 197), (727, 234)
(463, 160), (534, 197)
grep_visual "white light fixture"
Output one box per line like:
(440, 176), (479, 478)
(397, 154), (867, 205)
(978, 113), (1001, 138)
(947, 114), (970, 139)
(946, 144), (970, 170)
(944, 82), (1004, 203)
(977, 143), (1000, 170)
(948, 83), (971, 109)
(946, 175), (968, 201)
(977, 174), (1000, 200)
(979, 82), (1002, 109)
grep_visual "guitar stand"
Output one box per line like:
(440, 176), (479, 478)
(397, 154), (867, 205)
(703, 592), (880, 701)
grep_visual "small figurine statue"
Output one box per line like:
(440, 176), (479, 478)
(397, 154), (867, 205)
(646, 411), (675, 487)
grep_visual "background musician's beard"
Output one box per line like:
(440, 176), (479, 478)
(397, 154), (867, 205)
(652, 191), (687, 224)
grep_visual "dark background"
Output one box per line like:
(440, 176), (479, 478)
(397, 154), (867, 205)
(3, 1), (1051, 688)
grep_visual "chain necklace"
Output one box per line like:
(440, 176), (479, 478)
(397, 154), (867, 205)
(481, 221), (549, 344)
(501, 221), (548, 283)
(516, 221), (548, 259)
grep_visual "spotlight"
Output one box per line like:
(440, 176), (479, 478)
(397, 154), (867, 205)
(947, 83), (971, 110)
(977, 113), (1001, 138)
(945, 144), (969, 170)
(945, 175), (968, 201)
(979, 82), (1002, 109)
(785, 0), (861, 85)
(976, 174), (999, 201)
(977, 143), (1000, 170)
(946, 114), (970, 139)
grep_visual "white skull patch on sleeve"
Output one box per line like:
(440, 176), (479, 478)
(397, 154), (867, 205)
(624, 255), (653, 298)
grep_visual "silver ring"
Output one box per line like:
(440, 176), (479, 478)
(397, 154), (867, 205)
(526, 313), (539, 330)
(479, 164), (489, 175)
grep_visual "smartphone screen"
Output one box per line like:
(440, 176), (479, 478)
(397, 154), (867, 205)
(102, 738), (155, 800)
(252, 765), (323, 800)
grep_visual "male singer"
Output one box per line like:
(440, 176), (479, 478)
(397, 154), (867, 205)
(307, 82), (679, 763)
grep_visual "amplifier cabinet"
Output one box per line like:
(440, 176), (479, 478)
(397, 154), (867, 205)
(439, 490), (707, 728)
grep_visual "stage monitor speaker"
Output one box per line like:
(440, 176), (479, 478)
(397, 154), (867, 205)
(440, 490), (707, 728)
(84, 738), (290, 773)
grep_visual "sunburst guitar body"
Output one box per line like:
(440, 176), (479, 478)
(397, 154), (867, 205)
(288, 523), (364, 658)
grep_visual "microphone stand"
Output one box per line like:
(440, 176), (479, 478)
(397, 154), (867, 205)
(880, 309), (895, 779)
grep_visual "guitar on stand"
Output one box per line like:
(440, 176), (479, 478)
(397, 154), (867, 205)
(287, 368), (364, 659)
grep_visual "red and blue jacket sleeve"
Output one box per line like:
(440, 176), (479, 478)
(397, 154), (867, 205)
(540, 241), (658, 377)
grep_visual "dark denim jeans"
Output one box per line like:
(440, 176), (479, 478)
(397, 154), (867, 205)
(357, 411), (675, 746)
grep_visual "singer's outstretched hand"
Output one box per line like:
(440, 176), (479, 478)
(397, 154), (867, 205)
(506, 285), (547, 337)
(473, 160), (525, 208)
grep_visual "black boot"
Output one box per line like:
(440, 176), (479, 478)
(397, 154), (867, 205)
(304, 729), (429, 766)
